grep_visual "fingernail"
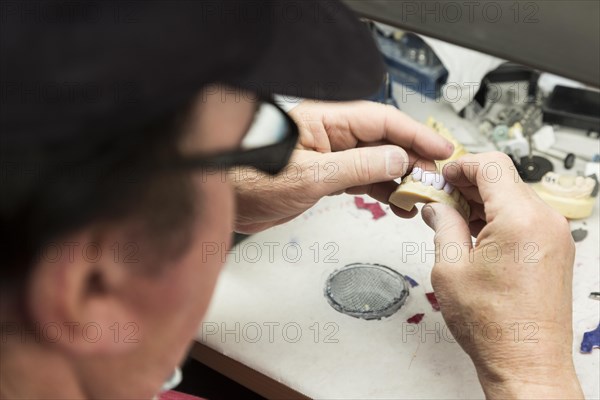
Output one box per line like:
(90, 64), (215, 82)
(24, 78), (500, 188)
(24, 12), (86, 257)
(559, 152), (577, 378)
(447, 142), (455, 154)
(385, 148), (407, 177)
(422, 205), (436, 229)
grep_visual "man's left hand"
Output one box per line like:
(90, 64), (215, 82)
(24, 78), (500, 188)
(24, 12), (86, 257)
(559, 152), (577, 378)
(233, 100), (454, 233)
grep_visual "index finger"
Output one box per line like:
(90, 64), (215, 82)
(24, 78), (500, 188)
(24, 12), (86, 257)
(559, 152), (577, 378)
(343, 102), (454, 160)
(442, 152), (530, 214)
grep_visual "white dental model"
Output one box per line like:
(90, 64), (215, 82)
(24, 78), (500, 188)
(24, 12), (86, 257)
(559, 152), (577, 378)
(533, 172), (597, 219)
(389, 118), (471, 220)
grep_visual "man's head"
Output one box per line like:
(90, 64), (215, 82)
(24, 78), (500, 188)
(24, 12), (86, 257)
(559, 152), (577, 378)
(1, 85), (260, 398)
(1, 1), (384, 398)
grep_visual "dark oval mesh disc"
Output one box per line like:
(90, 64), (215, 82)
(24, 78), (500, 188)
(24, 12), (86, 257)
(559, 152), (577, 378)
(324, 263), (410, 320)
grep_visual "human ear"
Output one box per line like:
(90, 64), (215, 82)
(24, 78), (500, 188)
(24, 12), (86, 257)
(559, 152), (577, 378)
(26, 231), (142, 356)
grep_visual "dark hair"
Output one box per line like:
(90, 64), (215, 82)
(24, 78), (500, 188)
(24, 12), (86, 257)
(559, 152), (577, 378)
(1, 105), (196, 294)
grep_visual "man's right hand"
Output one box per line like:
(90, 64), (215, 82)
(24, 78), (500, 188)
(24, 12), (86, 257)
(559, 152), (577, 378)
(421, 152), (583, 399)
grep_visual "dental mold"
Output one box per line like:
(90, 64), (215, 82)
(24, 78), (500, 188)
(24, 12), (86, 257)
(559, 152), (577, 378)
(389, 118), (471, 220)
(389, 167), (470, 220)
(533, 172), (597, 219)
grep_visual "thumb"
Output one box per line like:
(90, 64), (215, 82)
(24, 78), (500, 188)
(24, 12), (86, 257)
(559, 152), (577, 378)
(313, 145), (409, 196)
(422, 203), (472, 260)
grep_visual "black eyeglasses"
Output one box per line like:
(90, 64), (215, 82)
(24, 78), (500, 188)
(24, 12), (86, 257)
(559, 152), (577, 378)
(172, 98), (299, 175)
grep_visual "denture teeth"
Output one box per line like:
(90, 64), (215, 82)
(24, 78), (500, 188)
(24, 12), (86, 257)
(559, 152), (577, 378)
(443, 182), (454, 194)
(432, 175), (445, 190)
(422, 171), (436, 186)
(411, 167), (423, 181)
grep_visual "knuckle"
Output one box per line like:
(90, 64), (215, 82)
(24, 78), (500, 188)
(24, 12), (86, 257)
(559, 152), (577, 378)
(485, 152), (512, 172)
(490, 151), (512, 164)
(352, 148), (372, 182)
(430, 265), (453, 292)
(538, 204), (570, 230)
(508, 210), (540, 231)
(479, 151), (513, 173)
(549, 214), (576, 258)
(555, 214), (570, 229)
(555, 214), (573, 238)
(430, 265), (443, 288)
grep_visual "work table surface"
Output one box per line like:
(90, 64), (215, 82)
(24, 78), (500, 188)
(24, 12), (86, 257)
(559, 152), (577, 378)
(194, 88), (600, 399)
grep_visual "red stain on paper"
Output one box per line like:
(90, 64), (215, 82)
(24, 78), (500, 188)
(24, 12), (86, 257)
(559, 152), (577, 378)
(354, 196), (386, 220)
(407, 313), (425, 324)
(425, 292), (440, 311)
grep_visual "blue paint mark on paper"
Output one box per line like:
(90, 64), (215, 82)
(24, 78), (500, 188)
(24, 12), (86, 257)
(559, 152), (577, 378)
(580, 323), (600, 353)
(404, 275), (419, 287)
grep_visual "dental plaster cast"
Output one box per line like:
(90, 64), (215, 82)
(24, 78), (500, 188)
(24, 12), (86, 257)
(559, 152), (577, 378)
(533, 172), (597, 219)
(389, 118), (471, 220)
